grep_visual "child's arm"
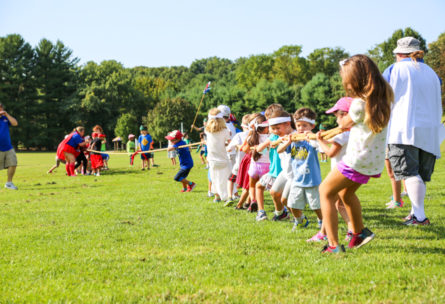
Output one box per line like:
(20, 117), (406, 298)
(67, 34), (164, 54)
(167, 146), (176, 152)
(338, 114), (355, 129)
(316, 132), (342, 158)
(277, 135), (292, 154)
(255, 138), (271, 153)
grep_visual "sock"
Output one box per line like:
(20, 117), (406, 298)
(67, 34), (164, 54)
(405, 175), (426, 221)
(297, 214), (305, 223)
(65, 163), (71, 175)
(274, 209), (283, 216)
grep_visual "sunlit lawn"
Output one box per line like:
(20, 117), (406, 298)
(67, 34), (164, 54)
(0, 148), (444, 303)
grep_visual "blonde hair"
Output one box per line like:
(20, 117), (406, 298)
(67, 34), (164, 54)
(241, 114), (251, 126)
(205, 108), (227, 133)
(340, 55), (394, 133)
(76, 126), (85, 133)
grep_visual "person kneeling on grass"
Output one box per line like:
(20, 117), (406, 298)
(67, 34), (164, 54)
(165, 130), (196, 192)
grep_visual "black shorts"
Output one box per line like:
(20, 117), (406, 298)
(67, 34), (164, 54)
(387, 144), (436, 182)
(140, 152), (153, 160)
(174, 167), (192, 182)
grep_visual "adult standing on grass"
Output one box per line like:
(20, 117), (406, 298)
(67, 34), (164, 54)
(0, 103), (18, 190)
(383, 37), (443, 226)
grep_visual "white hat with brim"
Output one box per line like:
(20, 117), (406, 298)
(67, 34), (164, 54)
(393, 37), (421, 54)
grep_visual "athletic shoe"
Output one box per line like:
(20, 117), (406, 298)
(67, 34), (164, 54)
(152, 164), (159, 167)
(348, 227), (375, 249)
(272, 209), (290, 221)
(213, 198), (221, 203)
(224, 199), (235, 207)
(180, 188), (188, 193)
(307, 232), (327, 242)
(234, 206), (246, 211)
(321, 244), (345, 254)
(345, 231), (353, 241)
(403, 214), (414, 221)
(403, 215), (430, 226)
(401, 191), (408, 197)
(186, 182), (196, 192)
(207, 191), (214, 197)
(256, 210), (267, 221)
(232, 194), (241, 201)
(4, 182), (18, 190)
(386, 199), (404, 209)
(247, 202), (258, 213)
(292, 216), (309, 231)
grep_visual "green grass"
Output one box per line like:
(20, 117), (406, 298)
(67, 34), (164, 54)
(0, 149), (444, 303)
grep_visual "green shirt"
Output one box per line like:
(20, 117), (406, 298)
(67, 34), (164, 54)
(127, 141), (136, 153)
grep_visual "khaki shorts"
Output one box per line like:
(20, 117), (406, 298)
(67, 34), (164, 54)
(288, 184), (320, 210)
(0, 149), (17, 169)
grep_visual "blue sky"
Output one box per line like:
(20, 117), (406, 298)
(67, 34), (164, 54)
(1, 0), (444, 68)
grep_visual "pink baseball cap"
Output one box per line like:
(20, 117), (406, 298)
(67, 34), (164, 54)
(326, 97), (353, 114)
(165, 130), (183, 140)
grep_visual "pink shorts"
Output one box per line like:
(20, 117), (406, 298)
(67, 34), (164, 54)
(248, 161), (270, 179)
(337, 161), (381, 184)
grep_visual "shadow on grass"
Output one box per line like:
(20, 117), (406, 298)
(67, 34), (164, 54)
(380, 245), (445, 255)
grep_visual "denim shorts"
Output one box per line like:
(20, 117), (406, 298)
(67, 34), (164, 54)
(174, 167), (192, 182)
(387, 144), (436, 182)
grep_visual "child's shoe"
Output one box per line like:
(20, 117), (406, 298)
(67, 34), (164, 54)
(292, 216), (309, 231)
(224, 199), (235, 207)
(307, 231), (327, 242)
(401, 191), (408, 197)
(213, 197), (221, 203)
(207, 191), (214, 197)
(345, 231), (353, 241)
(4, 182), (18, 190)
(247, 202), (258, 213)
(403, 215), (430, 226)
(348, 227), (375, 249)
(180, 188), (188, 193)
(232, 193), (241, 200)
(321, 244), (345, 254)
(186, 182), (196, 192)
(256, 210), (267, 221)
(272, 209), (289, 221)
(386, 199), (404, 209)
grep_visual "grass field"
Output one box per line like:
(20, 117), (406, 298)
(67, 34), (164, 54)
(0, 149), (444, 303)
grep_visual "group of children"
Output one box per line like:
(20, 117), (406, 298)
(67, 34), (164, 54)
(168, 54), (394, 254)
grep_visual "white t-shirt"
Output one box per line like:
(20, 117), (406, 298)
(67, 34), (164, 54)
(205, 128), (231, 164)
(226, 131), (248, 174)
(342, 98), (387, 176)
(226, 121), (237, 156)
(278, 130), (297, 179)
(385, 60), (442, 158)
(330, 131), (350, 171)
(249, 133), (270, 163)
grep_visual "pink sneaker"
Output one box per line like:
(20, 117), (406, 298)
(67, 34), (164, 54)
(386, 199), (404, 209)
(306, 231), (327, 242)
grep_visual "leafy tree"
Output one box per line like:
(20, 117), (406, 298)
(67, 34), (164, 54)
(307, 47), (349, 78)
(368, 28), (427, 71)
(425, 32), (445, 106)
(33, 39), (79, 149)
(146, 97), (196, 143)
(300, 73), (337, 128)
(272, 45), (309, 86)
(245, 79), (294, 112)
(114, 113), (139, 143)
(235, 54), (274, 89)
(0, 34), (37, 148)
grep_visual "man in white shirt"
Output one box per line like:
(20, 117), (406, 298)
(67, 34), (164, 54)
(383, 37), (443, 226)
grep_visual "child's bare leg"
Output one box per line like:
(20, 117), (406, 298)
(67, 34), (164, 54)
(314, 209), (322, 221)
(339, 185), (363, 234)
(228, 180), (234, 199)
(386, 159), (401, 202)
(256, 182), (266, 210)
(289, 208), (302, 218)
(236, 189), (249, 208)
(248, 177), (258, 202)
(270, 189), (283, 212)
(336, 199), (352, 232)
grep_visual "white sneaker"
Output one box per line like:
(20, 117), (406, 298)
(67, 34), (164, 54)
(207, 191), (214, 197)
(5, 182), (18, 190)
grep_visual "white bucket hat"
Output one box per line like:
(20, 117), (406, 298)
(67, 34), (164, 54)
(393, 37), (421, 54)
(217, 105), (231, 117)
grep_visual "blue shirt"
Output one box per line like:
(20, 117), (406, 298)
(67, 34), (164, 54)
(138, 134), (152, 151)
(0, 116), (13, 152)
(174, 140), (194, 169)
(268, 134), (282, 178)
(286, 140), (321, 187)
(66, 132), (84, 148)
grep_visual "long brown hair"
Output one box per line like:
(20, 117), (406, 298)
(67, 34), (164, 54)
(340, 55), (394, 133)
(247, 113), (267, 161)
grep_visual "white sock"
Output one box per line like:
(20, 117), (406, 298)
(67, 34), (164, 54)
(405, 175), (426, 221)
(274, 209), (283, 216)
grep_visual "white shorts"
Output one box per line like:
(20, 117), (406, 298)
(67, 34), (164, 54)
(288, 184), (320, 210)
(258, 173), (276, 191)
(270, 171), (288, 193)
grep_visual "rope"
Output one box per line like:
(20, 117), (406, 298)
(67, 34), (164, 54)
(87, 142), (201, 155)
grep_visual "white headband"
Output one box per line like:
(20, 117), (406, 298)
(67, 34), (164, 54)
(268, 117), (291, 126)
(208, 113), (224, 120)
(254, 120), (269, 130)
(295, 117), (316, 125)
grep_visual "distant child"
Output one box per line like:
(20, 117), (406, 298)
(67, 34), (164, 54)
(127, 134), (136, 165)
(278, 108), (323, 231)
(225, 114), (251, 206)
(307, 97), (353, 242)
(56, 126), (87, 176)
(319, 55), (393, 253)
(165, 130), (196, 192)
(205, 108), (232, 202)
(138, 125), (152, 170)
(243, 113), (270, 212)
(167, 140), (177, 165)
(89, 132), (104, 176)
(197, 132), (208, 167)
(254, 104), (286, 221)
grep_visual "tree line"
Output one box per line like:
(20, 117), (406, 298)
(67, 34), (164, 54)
(1, 27), (444, 150)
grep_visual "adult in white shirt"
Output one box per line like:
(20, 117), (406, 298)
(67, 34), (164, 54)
(383, 37), (443, 226)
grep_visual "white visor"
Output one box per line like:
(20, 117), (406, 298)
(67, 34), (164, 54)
(295, 117), (315, 125)
(268, 117), (291, 126)
(208, 113), (224, 120)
